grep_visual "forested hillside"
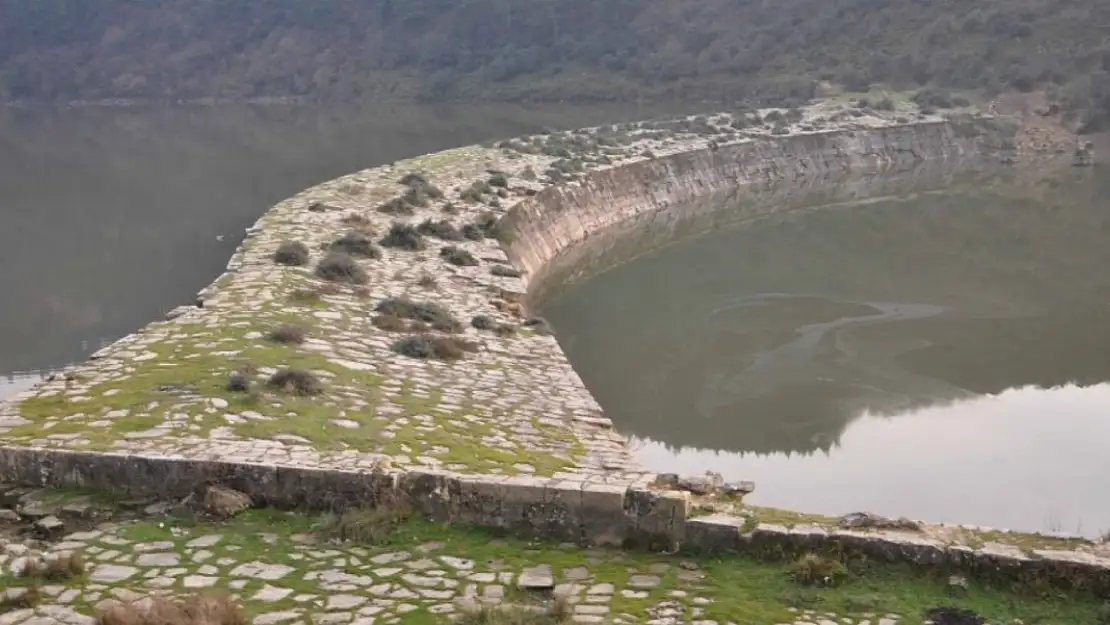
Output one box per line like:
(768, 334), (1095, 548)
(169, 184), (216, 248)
(1, 0), (1108, 128)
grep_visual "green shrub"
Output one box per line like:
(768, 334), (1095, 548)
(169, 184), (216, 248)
(789, 554), (847, 587)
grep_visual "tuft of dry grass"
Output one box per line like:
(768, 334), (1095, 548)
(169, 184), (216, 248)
(266, 368), (323, 396)
(0, 583), (41, 611)
(267, 323), (307, 344)
(319, 503), (413, 546)
(417, 274), (438, 289)
(97, 592), (245, 625)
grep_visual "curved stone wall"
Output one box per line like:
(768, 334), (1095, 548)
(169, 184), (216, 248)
(5, 106), (1109, 591)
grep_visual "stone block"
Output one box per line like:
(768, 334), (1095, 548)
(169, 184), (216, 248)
(685, 514), (746, 554)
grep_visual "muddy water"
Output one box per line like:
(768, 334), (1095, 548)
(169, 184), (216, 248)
(543, 165), (1110, 535)
(0, 102), (689, 399)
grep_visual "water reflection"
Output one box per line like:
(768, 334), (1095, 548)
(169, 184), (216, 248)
(544, 169), (1110, 534)
(633, 383), (1110, 536)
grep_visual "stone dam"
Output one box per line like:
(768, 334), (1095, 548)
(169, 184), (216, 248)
(4, 102), (1110, 590)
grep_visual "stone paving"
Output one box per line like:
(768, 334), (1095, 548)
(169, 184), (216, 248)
(0, 507), (973, 625)
(0, 101), (953, 485)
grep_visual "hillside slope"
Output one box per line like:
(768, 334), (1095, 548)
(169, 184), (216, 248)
(1, 0), (1107, 126)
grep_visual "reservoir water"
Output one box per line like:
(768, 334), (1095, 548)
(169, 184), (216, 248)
(543, 167), (1110, 536)
(0, 102), (684, 397)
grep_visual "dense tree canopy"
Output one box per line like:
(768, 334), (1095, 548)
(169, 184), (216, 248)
(1, 0), (1107, 127)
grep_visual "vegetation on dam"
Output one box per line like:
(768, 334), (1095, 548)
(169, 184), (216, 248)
(1, 0), (1109, 130)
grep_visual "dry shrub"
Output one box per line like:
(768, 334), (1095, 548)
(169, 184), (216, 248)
(1, 583), (41, 610)
(329, 231), (382, 259)
(375, 297), (461, 332)
(391, 335), (479, 361)
(98, 592), (245, 625)
(379, 223), (426, 251)
(440, 245), (479, 267)
(273, 241), (310, 266)
(371, 314), (409, 332)
(267, 324), (307, 344)
(417, 274), (437, 289)
(341, 212), (372, 228)
(315, 252), (368, 284)
(42, 551), (85, 580)
(267, 368), (323, 396)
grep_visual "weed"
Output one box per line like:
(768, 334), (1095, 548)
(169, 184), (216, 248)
(442, 202), (461, 215)
(417, 274), (437, 289)
(440, 245), (479, 267)
(329, 231), (382, 259)
(790, 553), (847, 587)
(320, 503), (413, 546)
(273, 241), (310, 266)
(379, 223), (426, 251)
(375, 297), (461, 332)
(266, 369), (323, 396)
(315, 252), (369, 284)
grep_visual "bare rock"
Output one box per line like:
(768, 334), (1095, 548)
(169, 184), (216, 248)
(202, 486), (252, 518)
(34, 515), (66, 539)
(838, 511), (922, 532)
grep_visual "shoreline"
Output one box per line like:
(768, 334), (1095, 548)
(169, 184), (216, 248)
(5, 100), (1108, 589)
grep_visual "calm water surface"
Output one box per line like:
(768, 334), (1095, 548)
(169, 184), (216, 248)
(544, 170), (1110, 535)
(0, 102), (686, 397)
